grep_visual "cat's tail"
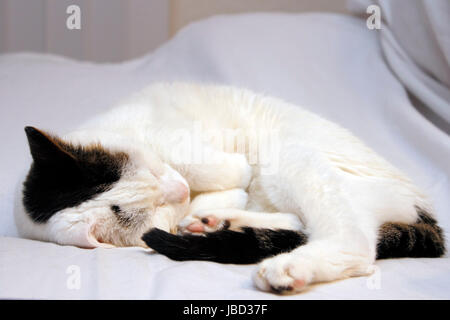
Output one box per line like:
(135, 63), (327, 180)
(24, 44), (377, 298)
(376, 208), (446, 259)
(142, 212), (445, 264)
(141, 227), (307, 264)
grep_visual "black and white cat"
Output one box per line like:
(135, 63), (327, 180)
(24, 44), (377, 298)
(18, 83), (445, 294)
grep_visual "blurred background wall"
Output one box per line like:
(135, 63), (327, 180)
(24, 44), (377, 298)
(0, 0), (349, 62)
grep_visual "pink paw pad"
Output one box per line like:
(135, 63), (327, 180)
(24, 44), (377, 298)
(270, 279), (306, 294)
(293, 279), (306, 289)
(201, 216), (218, 227)
(186, 221), (204, 233)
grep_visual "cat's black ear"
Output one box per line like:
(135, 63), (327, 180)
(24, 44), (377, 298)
(24, 126), (75, 164)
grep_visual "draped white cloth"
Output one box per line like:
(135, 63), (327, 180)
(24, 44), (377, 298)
(349, 0), (450, 129)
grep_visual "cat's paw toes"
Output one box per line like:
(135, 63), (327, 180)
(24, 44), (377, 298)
(253, 254), (312, 295)
(185, 220), (205, 233)
(178, 213), (232, 234)
(188, 215), (231, 233)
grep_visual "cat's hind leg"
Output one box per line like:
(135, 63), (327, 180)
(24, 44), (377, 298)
(252, 145), (379, 293)
(177, 187), (302, 234)
(178, 188), (248, 233)
(253, 235), (375, 294)
(179, 209), (303, 234)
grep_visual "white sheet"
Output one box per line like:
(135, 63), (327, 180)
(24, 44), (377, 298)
(349, 0), (450, 129)
(1, 13), (449, 299)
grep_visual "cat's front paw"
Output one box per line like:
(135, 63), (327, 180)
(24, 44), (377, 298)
(224, 153), (252, 190)
(236, 154), (252, 190)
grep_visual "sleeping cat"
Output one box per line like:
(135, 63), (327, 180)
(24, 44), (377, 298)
(18, 82), (445, 294)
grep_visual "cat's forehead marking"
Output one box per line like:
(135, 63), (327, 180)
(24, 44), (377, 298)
(22, 127), (129, 223)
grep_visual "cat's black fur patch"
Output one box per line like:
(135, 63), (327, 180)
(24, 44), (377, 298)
(143, 207), (445, 264)
(22, 127), (128, 223)
(142, 228), (307, 264)
(111, 205), (121, 214)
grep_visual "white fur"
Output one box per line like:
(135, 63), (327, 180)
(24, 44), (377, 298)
(17, 82), (431, 292)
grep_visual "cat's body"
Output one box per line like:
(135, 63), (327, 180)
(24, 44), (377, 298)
(18, 83), (445, 294)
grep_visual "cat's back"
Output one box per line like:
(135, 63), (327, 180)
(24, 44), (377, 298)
(125, 82), (316, 130)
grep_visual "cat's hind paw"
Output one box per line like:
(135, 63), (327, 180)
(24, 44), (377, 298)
(178, 210), (239, 235)
(253, 253), (312, 295)
(253, 248), (374, 294)
(188, 215), (231, 233)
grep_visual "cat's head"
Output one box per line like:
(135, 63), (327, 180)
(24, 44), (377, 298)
(20, 127), (190, 248)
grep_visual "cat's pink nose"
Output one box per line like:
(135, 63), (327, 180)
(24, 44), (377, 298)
(164, 181), (189, 204)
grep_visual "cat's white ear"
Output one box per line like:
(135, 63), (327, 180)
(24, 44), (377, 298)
(54, 221), (115, 249)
